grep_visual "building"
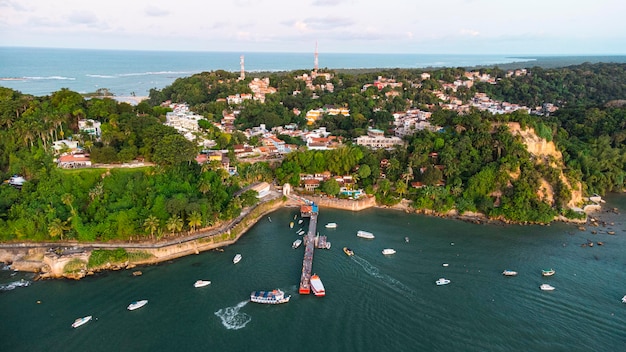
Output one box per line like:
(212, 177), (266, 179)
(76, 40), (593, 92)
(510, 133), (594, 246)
(57, 154), (92, 169)
(250, 182), (271, 198)
(355, 129), (404, 149)
(78, 119), (101, 137)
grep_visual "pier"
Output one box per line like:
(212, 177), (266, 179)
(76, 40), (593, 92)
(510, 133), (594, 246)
(298, 203), (319, 294)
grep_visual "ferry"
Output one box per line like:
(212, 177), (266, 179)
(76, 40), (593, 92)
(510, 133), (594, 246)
(71, 315), (92, 328)
(382, 248), (396, 255)
(343, 247), (354, 256)
(325, 222), (337, 229)
(310, 274), (325, 296)
(233, 253), (242, 264)
(127, 299), (148, 311)
(356, 230), (375, 239)
(250, 289), (291, 304)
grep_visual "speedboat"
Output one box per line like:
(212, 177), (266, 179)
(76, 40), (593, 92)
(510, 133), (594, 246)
(343, 247), (354, 256)
(250, 289), (290, 304)
(540, 284), (555, 291)
(194, 280), (211, 288)
(310, 274), (325, 296)
(325, 223), (337, 229)
(127, 299), (148, 311)
(382, 248), (396, 255)
(502, 270), (518, 276)
(233, 254), (242, 264)
(298, 219), (304, 224)
(71, 315), (92, 328)
(356, 230), (375, 239)
(542, 269), (555, 276)
(292, 239), (302, 249)
(436, 278), (450, 286)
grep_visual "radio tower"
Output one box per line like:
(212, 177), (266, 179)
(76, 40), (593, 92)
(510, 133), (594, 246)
(313, 41), (319, 77)
(239, 55), (245, 81)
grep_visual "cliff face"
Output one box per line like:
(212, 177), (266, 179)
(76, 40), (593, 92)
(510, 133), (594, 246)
(507, 122), (583, 208)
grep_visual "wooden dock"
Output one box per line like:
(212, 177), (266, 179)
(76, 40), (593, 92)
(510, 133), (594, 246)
(299, 205), (318, 295)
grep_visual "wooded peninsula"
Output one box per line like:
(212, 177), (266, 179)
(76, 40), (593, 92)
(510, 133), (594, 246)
(1, 62), (626, 245)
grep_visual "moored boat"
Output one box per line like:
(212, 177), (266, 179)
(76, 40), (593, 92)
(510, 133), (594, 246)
(298, 219), (303, 224)
(436, 278), (450, 286)
(343, 247), (354, 256)
(71, 315), (92, 328)
(289, 222), (294, 229)
(325, 222), (337, 229)
(405, 236), (410, 243)
(356, 230), (375, 239)
(382, 248), (396, 255)
(310, 274), (325, 296)
(292, 239), (302, 249)
(194, 280), (211, 288)
(540, 284), (555, 291)
(250, 289), (291, 304)
(233, 253), (242, 264)
(502, 270), (518, 276)
(542, 269), (555, 276)
(127, 299), (148, 311)
(622, 295), (626, 303)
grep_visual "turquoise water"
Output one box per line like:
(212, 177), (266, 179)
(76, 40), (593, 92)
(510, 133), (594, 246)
(0, 47), (536, 96)
(2, 197), (626, 351)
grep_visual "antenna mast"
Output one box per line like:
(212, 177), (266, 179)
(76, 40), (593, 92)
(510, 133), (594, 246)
(239, 55), (245, 80)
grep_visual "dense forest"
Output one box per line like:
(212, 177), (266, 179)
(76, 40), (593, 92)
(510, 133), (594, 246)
(1, 62), (626, 241)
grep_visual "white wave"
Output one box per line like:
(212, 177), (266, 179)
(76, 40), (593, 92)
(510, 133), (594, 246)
(351, 256), (415, 298)
(86, 74), (116, 78)
(214, 300), (251, 330)
(24, 76), (76, 81)
(0, 279), (30, 291)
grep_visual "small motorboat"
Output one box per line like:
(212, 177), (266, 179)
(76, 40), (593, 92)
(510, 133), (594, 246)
(540, 284), (555, 291)
(382, 248), (396, 255)
(71, 315), (92, 328)
(356, 230), (375, 239)
(289, 222), (294, 229)
(622, 295), (626, 303)
(405, 236), (410, 243)
(194, 280), (211, 288)
(542, 269), (555, 276)
(292, 239), (302, 249)
(502, 270), (518, 276)
(298, 219), (303, 224)
(343, 247), (354, 256)
(267, 217), (272, 222)
(442, 263), (449, 267)
(233, 253), (242, 264)
(325, 223), (337, 229)
(436, 278), (450, 286)
(127, 299), (148, 311)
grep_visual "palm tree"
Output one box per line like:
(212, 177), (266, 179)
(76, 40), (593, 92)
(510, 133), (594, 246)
(198, 178), (211, 195)
(61, 193), (76, 215)
(143, 215), (160, 239)
(48, 218), (70, 240)
(187, 211), (202, 233)
(396, 180), (408, 199)
(166, 215), (183, 236)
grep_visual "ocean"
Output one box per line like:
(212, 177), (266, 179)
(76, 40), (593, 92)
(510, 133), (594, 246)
(2, 195), (626, 352)
(0, 47), (538, 97)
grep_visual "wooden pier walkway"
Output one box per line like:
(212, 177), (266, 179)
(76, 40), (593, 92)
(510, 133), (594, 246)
(299, 207), (318, 294)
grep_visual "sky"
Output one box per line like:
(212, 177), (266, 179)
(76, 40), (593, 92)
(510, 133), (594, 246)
(1, 0), (625, 55)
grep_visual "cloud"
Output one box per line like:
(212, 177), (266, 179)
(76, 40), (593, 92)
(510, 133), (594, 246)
(312, 0), (345, 5)
(459, 28), (480, 37)
(0, 0), (27, 11)
(67, 11), (99, 25)
(285, 17), (354, 32)
(145, 5), (170, 17)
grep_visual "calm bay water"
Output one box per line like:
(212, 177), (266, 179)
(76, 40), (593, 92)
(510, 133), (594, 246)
(2, 196), (626, 352)
(0, 47), (536, 97)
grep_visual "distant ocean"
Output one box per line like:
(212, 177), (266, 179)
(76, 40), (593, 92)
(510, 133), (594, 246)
(0, 47), (539, 97)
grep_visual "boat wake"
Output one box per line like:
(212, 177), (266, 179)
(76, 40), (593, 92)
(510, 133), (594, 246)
(214, 301), (251, 330)
(0, 279), (30, 291)
(351, 256), (415, 298)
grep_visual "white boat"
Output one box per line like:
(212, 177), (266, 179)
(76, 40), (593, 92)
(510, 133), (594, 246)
(382, 248), (396, 255)
(194, 280), (211, 288)
(127, 299), (148, 311)
(405, 236), (410, 243)
(621, 295), (626, 303)
(540, 284), (555, 291)
(71, 315), (92, 328)
(233, 253), (242, 264)
(292, 239), (302, 249)
(310, 274), (325, 296)
(502, 270), (518, 276)
(298, 219), (303, 224)
(250, 289), (291, 304)
(357, 230), (375, 239)
(326, 242), (331, 249)
(436, 278), (450, 286)
(325, 223), (337, 229)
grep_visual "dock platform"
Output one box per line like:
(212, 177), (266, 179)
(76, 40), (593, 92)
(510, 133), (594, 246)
(299, 207), (318, 294)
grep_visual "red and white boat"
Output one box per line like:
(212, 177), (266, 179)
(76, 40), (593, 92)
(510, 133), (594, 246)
(310, 274), (325, 296)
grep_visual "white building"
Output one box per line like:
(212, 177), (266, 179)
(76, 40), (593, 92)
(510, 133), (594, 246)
(355, 128), (404, 149)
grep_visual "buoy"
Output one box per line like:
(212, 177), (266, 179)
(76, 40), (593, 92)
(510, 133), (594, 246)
(36, 300), (41, 304)
(443, 263), (449, 267)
